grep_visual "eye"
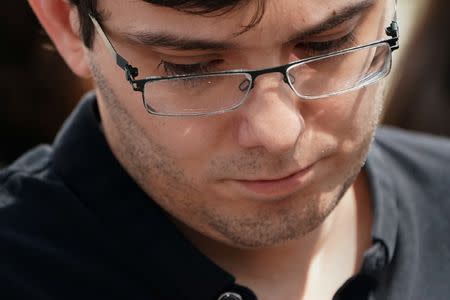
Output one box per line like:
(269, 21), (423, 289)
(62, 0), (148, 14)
(296, 31), (357, 57)
(158, 60), (221, 77)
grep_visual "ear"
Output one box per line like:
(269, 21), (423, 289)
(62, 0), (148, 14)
(28, 0), (91, 78)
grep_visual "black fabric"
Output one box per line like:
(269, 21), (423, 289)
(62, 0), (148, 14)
(1, 93), (450, 300)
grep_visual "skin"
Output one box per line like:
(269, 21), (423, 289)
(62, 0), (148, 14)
(29, 0), (391, 298)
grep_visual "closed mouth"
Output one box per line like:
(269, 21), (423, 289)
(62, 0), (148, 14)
(232, 162), (317, 198)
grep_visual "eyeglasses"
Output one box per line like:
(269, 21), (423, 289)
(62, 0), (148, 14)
(89, 11), (399, 117)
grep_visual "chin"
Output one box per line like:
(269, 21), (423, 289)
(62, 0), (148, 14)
(198, 179), (349, 248)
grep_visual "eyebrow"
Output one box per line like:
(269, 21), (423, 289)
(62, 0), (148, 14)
(290, 0), (376, 40)
(121, 0), (375, 51)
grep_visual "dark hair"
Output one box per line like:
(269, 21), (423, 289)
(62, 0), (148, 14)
(69, 0), (265, 48)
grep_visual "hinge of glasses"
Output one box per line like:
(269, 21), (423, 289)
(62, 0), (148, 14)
(386, 21), (400, 50)
(124, 64), (140, 90)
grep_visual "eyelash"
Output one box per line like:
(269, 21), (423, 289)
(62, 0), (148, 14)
(298, 31), (357, 56)
(158, 60), (215, 77)
(158, 31), (357, 76)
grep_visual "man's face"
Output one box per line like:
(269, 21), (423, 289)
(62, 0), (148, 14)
(89, 0), (389, 248)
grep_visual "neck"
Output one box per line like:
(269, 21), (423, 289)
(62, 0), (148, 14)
(179, 171), (372, 300)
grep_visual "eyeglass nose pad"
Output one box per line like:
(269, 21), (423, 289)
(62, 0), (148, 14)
(283, 72), (296, 85)
(239, 78), (253, 92)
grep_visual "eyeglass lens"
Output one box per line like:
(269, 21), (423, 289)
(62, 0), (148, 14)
(143, 43), (391, 115)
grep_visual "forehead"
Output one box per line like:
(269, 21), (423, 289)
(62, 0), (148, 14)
(99, 0), (382, 48)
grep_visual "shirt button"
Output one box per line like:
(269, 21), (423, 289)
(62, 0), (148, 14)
(217, 292), (243, 300)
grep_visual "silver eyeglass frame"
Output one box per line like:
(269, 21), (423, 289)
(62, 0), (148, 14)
(88, 1), (399, 117)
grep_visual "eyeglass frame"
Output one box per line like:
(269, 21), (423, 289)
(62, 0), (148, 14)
(88, 6), (399, 117)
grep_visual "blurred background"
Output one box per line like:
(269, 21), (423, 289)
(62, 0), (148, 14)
(0, 2), (91, 166)
(1, 0), (447, 167)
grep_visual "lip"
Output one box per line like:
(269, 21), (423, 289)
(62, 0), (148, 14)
(233, 163), (316, 199)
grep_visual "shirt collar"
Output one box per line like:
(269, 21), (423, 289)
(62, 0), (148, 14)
(52, 93), (236, 300)
(365, 135), (400, 265)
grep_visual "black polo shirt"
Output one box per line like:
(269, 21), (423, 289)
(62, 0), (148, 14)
(1, 93), (450, 300)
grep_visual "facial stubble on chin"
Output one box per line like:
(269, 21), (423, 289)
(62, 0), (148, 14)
(90, 58), (383, 249)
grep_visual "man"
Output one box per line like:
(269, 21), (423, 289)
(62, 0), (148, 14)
(1, 0), (449, 299)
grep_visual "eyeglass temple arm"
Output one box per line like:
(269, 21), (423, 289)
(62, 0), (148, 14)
(88, 14), (139, 83)
(386, 0), (400, 51)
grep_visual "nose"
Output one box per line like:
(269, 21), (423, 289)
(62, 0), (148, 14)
(237, 73), (305, 154)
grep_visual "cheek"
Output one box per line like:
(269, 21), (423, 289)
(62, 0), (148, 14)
(308, 87), (378, 127)
(137, 115), (232, 172)
(303, 86), (381, 150)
